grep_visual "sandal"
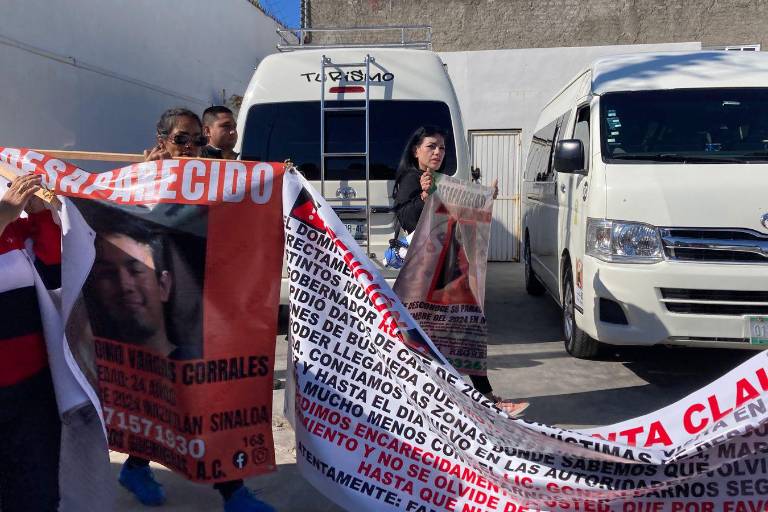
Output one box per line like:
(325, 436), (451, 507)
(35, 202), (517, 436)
(496, 400), (529, 417)
(484, 393), (529, 417)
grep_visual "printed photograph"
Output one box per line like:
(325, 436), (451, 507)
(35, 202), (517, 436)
(77, 202), (207, 360)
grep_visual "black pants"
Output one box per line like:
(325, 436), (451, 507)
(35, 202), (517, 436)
(0, 370), (61, 512)
(125, 456), (244, 499)
(469, 374), (493, 395)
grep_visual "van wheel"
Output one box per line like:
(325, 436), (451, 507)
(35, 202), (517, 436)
(562, 265), (600, 359)
(277, 304), (289, 335)
(524, 237), (544, 296)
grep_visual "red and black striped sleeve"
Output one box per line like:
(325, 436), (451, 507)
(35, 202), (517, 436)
(18, 210), (61, 289)
(0, 212), (60, 387)
(0, 284), (48, 386)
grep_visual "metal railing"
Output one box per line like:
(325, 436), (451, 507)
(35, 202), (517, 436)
(277, 25), (432, 52)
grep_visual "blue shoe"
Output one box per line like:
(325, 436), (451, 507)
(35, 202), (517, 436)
(224, 486), (276, 512)
(119, 462), (167, 506)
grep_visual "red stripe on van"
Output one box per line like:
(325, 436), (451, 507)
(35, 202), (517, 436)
(329, 86), (365, 93)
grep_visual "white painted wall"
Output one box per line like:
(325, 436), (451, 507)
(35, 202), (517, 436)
(440, 42), (701, 161)
(0, 0), (280, 160)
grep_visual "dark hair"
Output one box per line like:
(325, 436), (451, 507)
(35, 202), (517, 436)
(393, 125), (449, 198)
(83, 205), (168, 276)
(156, 108), (202, 137)
(202, 105), (234, 126)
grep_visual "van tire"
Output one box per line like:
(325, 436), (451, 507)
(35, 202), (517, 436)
(524, 236), (545, 296)
(277, 304), (289, 335)
(562, 265), (600, 359)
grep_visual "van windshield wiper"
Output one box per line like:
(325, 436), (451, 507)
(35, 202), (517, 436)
(609, 153), (748, 163)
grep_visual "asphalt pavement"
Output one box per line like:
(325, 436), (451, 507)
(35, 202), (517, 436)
(111, 262), (755, 511)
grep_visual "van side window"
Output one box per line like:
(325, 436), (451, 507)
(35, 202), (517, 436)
(525, 118), (558, 182)
(544, 124), (560, 180)
(544, 112), (571, 181)
(525, 112), (573, 182)
(573, 105), (590, 170)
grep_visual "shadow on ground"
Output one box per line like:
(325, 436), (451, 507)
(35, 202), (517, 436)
(483, 263), (757, 427)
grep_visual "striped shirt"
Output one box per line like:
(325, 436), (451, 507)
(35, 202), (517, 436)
(0, 210), (61, 386)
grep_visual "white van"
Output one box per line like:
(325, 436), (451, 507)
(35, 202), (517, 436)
(522, 51), (768, 358)
(235, 30), (470, 306)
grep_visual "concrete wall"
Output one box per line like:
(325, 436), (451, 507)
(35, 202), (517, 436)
(439, 42), (700, 161)
(0, 0), (279, 160)
(306, 0), (766, 51)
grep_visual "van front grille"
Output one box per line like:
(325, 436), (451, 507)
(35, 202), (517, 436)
(660, 288), (768, 316)
(660, 228), (768, 263)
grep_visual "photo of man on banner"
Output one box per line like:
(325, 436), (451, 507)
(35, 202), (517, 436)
(426, 215), (479, 306)
(81, 206), (204, 360)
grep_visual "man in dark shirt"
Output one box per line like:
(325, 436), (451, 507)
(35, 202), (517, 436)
(201, 106), (239, 160)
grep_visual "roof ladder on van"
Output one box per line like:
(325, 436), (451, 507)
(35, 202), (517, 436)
(276, 26), (432, 52)
(320, 53), (374, 254)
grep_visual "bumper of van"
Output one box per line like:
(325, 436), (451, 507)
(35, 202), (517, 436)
(578, 256), (768, 349)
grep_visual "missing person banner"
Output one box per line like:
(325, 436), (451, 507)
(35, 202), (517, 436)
(0, 147), (283, 483)
(283, 169), (768, 511)
(394, 176), (494, 376)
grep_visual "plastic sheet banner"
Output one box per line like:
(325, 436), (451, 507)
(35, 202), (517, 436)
(394, 176), (494, 376)
(283, 169), (768, 512)
(0, 147), (283, 483)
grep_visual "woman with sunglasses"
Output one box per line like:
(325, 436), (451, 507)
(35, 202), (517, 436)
(144, 107), (208, 161)
(119, 108), (275, 512)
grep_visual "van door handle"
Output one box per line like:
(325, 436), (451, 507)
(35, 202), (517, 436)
(560, 183), (566, 193)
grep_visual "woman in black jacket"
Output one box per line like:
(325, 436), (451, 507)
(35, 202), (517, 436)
(392, 126), (446, 233)
(393, 126), (528, 417)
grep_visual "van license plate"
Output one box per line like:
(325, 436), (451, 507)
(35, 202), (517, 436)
(344, 223), (365, 240)
(747, 316), (768, 345)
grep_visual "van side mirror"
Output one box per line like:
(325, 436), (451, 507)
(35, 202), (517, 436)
(554, 139), (586, 174)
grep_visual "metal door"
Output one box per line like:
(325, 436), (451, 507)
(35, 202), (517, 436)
(469, 130), (522, 261)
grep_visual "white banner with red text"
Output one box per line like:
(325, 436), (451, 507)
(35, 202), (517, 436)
(283, 169), (768, 512)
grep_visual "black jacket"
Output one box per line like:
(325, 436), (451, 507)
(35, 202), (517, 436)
(200, 146), (239, 159)
(393, 168), (425, 233)
(200, 145), (222, 159)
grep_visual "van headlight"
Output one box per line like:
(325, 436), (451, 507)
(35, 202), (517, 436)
(586, 219), (664, 263)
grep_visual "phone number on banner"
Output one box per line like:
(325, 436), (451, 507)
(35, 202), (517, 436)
(104, 407), (206, 459)
(447, 358), (486, 371)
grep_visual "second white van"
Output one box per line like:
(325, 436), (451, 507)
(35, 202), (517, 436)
(522, 51), (768, 358)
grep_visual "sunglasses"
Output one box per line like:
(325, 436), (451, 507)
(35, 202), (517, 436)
(165, 133), (208, 147)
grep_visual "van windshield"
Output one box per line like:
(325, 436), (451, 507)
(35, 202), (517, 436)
(241, 100), (457, 180)
(601, 88), (768, 163)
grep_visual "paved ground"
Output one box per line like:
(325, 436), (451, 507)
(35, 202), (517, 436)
(111, 262), (756, 511)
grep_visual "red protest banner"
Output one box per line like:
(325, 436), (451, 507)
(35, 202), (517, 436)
(2, 148), (283, 482)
